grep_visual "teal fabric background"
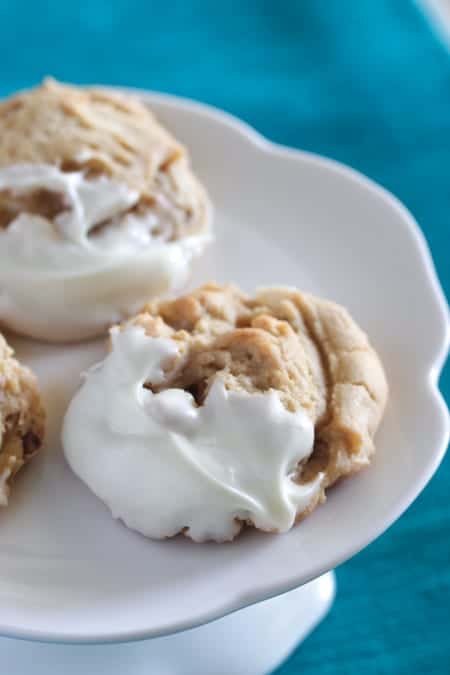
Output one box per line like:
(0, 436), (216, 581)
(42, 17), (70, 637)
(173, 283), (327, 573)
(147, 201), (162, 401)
(0, 0), (449, 672)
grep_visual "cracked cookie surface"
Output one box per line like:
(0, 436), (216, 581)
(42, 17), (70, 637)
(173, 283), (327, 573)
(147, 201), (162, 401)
(0, 78), (209, 239)
(122, 282), (388, 536)
(0, 333), (45, 505)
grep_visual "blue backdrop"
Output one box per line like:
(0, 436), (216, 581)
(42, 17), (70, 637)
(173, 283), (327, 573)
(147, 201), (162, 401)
(0, 1), (448, 672)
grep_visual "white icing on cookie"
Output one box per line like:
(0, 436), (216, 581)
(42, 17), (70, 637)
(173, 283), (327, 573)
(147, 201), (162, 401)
(62, 326), (321, 542)
(0, 164), (209, 341)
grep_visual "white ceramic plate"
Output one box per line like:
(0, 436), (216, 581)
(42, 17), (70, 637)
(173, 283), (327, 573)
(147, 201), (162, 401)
(1, 90), (448, 644)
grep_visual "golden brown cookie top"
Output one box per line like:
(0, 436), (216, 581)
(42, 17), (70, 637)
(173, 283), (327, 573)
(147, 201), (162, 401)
(0, 78), (211, 241)
(0, 78), (183, 194)
(0, 333), (45, 505)
(123, 282), (388, 506)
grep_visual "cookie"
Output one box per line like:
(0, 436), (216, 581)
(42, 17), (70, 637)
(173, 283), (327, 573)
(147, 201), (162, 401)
(0, 78), (209, 239)
(0, 333), (45, 505)
(0, 80), (211, 341)
(125, 283), (388, 531)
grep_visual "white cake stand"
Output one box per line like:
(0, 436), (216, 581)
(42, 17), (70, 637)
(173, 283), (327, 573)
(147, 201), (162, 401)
(0, 91), (448, 675)
(0, 573), (335, 675)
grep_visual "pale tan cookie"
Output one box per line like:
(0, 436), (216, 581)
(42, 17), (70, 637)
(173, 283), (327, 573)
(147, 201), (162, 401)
(0, 333), (45, 505)
(0, 78), (209, 238)
(123, 283), (388, 537)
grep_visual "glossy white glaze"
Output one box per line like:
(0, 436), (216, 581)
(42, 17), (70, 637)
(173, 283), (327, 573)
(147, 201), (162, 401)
(0, 164), (209, 341)
(63, 326), (320, 542)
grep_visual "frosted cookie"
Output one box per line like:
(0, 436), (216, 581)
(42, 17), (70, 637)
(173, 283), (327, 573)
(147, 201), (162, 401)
(0, 333), (45, 505)
(62, 283), (388, 542)
(0, 79), (211, 341)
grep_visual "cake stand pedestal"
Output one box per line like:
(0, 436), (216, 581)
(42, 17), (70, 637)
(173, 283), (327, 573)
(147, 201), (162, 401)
(0, 572), (335, 675)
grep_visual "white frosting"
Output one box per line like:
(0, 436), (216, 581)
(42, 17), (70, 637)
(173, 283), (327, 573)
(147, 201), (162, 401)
(62, 326), (321, 542)
(0, 164), (210, 341)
